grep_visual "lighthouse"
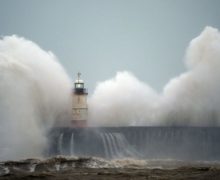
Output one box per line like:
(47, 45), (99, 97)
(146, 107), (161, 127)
(71, 72), (88, 128)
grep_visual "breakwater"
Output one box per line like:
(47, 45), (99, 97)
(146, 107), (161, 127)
(48, 127), (220, 160)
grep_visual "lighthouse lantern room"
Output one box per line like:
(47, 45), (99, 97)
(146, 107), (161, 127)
(72, 72), (88, 127)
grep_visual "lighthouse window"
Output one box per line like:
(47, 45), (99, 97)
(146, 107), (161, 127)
(76, 83), (83, 88)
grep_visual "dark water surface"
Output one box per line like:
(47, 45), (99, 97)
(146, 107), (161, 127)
(1, 157), (220, 180)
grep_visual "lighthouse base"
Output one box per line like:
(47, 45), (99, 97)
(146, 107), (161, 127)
(71, 120), (87, 128)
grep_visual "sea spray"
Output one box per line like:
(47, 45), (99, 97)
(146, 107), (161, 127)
(88, 71), (158, 126)
(89, 26), (220, 126)
(0, 35), (72, 160)
(159, 26), (220, 126)
(1, 26), (220, 161)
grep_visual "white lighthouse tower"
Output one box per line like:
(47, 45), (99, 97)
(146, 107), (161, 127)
(72, 72), (88, 128)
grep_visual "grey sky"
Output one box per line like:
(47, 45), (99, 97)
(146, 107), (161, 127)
(0, 0), (220, 93)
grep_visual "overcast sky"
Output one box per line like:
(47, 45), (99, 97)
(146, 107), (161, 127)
(0, 0), (220, 92)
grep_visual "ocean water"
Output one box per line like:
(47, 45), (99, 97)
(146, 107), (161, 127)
(1, 156), (220, 176)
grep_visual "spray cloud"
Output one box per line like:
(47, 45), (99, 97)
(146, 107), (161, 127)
(89, 26), (220, 126)
(1, 26), (220, 160)
(0, 36), (72, 160)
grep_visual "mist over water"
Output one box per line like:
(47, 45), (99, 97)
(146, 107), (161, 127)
(0, 36), (72, 160)
(89, 27), (220, 126)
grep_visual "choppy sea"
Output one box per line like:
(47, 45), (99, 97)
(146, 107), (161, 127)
(1, 156), (220, 176)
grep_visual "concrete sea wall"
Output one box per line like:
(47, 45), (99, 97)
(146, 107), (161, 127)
(48, 127), (220, 160)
